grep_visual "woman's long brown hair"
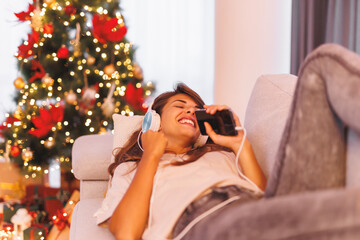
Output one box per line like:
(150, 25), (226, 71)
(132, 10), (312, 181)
(108, 83), (231, 176)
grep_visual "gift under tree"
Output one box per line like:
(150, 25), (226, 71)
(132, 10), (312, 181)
(0, 0), (154, 180)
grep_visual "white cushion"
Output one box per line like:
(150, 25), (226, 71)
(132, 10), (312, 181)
(111, 114), (144, 163)
(244, 74), (297, 178)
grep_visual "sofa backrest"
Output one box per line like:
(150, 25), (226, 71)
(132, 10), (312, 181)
(244, 74), (297, 178)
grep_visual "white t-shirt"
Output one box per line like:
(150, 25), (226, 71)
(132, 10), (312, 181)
(94, 151), (262, 240)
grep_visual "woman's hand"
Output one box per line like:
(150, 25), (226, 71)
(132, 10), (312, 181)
(203, 104), (244, 153)
(141, 130), (168, 159)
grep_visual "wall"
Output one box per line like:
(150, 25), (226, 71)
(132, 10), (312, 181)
(214, 0), (292, 121)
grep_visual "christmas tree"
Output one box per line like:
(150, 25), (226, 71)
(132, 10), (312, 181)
(0, 0), (154, 179)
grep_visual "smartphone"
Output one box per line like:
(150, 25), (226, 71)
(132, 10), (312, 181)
(195, 109), (238, 136)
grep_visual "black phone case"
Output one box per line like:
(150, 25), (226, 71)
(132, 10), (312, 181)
(195, 109), (238, 136)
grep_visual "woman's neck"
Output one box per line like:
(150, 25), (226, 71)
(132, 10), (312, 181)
(165, 141), (193, 155)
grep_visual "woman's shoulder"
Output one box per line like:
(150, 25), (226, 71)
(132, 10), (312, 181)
(113, 161), (137, 176)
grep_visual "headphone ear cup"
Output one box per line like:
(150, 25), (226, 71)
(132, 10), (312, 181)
(194, 134), (208, 148)
(150, 111), (161, 131)
(142, 110), (161, 132)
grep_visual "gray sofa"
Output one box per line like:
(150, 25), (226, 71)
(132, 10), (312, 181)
(70, 44), (360, 239)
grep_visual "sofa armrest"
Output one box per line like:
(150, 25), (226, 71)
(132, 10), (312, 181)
(72, 134), (113, 181)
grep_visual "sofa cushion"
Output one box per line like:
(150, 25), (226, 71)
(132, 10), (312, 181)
(111, 114), (144, 163)
(244, 74), (297, 178)
(70, 198), (115, 240)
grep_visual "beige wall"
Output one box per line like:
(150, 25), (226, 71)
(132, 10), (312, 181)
(214, 0), (292, 121)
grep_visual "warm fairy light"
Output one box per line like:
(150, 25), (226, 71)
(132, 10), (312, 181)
(85, 119), (91, 126)
(80, 12), (85, 17)
(95, 93), (100, 98)
(121, 110), (126, 115)
(95, 47), (101, 52)
(24, 162), (28, 166)
(103, 121), (108, 126)
(106, 82), (111, 88)
(57, 86), (62, 91)
(101, 53), (107, 59)
(89, 127), (95, 132)
(136, 83), (142, 88)
(87, 111), (93, 116)
(99, 83), (104, 87)
(57, 6), (62, 11)
(48, 92), (53, 97)
(44, 169), (49, 174)
(32, 173), (36, 178)
(78, 65), (83, 70)
(39, 42), (44, 46)
(76, 88), (81, 93)
(81, 59), (87, 64)
(70, 71), (75, 76)
(145, 90), (151, 96)
(64, 121), (69, 126)
(97, 7), (104, 14)
(57, 78), (62, 83)
(65, 131), (70, 136)
(99, 71), (104, 76)
(86, 31), (91, 36)
(94, 39), (99, 44)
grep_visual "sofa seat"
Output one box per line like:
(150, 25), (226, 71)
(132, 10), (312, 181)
(71, 198), (115, 240)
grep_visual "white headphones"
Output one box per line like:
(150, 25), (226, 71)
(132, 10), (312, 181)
(140, 103), (208, 148)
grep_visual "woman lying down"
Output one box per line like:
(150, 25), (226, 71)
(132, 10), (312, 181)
(94, 83), (267, 239)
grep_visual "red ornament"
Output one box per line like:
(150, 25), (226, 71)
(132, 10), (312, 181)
(14, 3), (35, 21)
(92, 14), (127, 44)
(17, 30), (39, 58)
(43, 23), (54, 34)
(0, 116), (21, 137)
(10, 145), (21, 157)
(52, 209), (69, 231)
(78, 85), (98, 114)
(57, 46), (69, 59)
(28, 60), (46, 83)
(125, 83), (147, 112)
(28, 104), (64, 138)
(65, 4), (76, 16)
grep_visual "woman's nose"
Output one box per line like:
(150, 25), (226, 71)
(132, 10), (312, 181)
(186, 107), (195, 114)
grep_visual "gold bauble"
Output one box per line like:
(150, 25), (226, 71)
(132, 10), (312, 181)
(30, 9), (43, 32)
(133, 63), (143, 79)
(104, 64), (116, 76)
(44, 0), (56, 7)
(65, 90), (77, 105)
(74, 49), (82, 57)
(42, 74), (54, 86)
(44, 137), (55, 149)
(14, 77), (25, 89)
(13, 106), (22, 119)
(22, 147), (33, 162)
(87, 56), (96, 65)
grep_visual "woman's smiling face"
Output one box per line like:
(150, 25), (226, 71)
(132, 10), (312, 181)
(160, 93), (202, 146)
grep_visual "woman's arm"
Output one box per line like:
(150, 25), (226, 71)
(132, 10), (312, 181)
(109, 131), (167, 240)
(203, 105), (267, 191)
